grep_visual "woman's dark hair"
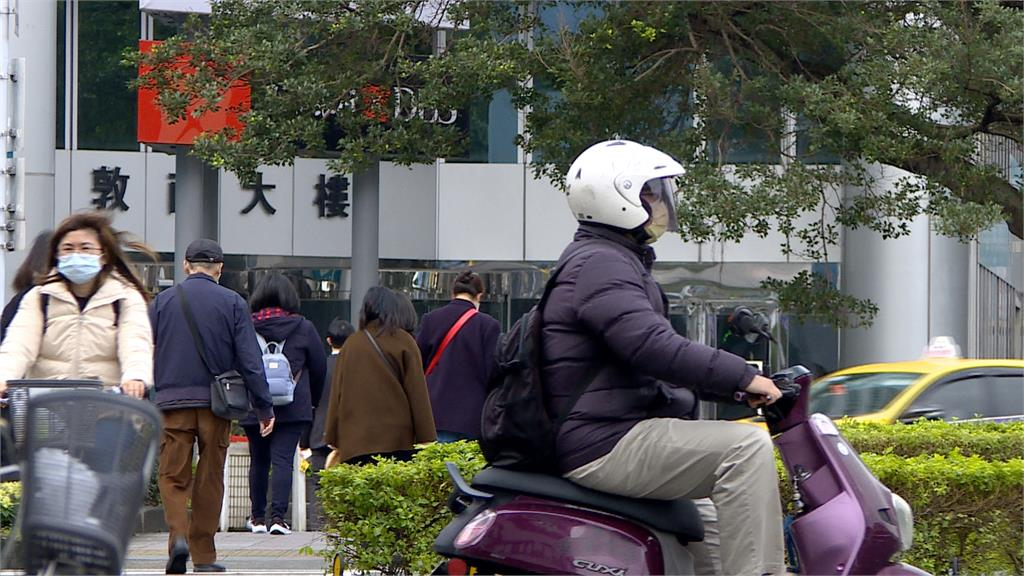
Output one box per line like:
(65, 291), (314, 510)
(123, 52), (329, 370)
(249, 272), (301, 314)
(44, 212), (156, 300)
(395, 290), (418, 334)
(359, 286), (408, 334)
(452, 269), (484, 297)
(12, 230), (53, 292)
(326, 317), (354, 347)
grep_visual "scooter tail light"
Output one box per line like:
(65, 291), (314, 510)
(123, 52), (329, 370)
(446, 558), (468, 576)
(454, 510), (497, 548)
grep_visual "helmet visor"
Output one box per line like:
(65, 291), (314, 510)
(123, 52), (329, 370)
(640, 177), (679, 233)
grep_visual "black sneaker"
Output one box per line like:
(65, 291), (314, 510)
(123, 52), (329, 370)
(165, 537), (189, 574)
(268, 517), (292, 535)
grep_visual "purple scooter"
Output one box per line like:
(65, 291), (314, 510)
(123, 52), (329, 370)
(433, 366), (931, 575)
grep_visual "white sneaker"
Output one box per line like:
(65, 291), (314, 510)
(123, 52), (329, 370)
(268, 518), (292, 535)
(246, 518), (268, 534)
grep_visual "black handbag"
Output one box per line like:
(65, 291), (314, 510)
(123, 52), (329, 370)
(176, 285), (250, 420)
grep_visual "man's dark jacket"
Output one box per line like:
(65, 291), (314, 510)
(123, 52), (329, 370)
(150, 273), (274, 421)
(416, 299), (501, 438)
(541, 224), (757, 473)
(239, 314), (327, 427)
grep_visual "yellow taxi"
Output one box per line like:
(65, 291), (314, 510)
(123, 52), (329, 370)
(805, 338), (1024, 424)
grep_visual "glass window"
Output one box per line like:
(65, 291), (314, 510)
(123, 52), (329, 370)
(810, 372), (920, 418)
(795, 115), (839, 165)
(56, 0), (66, 149)
(77, 0), (140, 150)
(981, 372), (1024, 418)
(907, 377), (990, 421)
(456, 89), (518, 163)
(707, 121), (780, 164)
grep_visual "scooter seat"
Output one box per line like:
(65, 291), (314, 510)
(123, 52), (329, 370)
(471, 466), (704, 542)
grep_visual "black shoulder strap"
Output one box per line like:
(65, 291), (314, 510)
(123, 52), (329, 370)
(175, 284), (216, 377)
(533, 240), (604, 428)
(365, 330), (401, 381)
(112, 299), (121, 327)
(40, 293), (50, 336)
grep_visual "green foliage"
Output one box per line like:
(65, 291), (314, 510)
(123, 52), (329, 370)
(318, 423), (1023, 575)
(317, 441), (486, 575)
(859, 453), (1023, 574)
(0, 482), (20, 537)
(762, 271), (878, 328)
(837, 419), (1024, 461)
(131, 0), (1024, 326)
(128, 0), (525, 182)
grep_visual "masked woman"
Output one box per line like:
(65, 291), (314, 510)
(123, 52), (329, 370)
(0, 212), (155, 399)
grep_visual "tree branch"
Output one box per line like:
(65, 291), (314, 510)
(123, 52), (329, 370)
(899, 155), (1023, 238)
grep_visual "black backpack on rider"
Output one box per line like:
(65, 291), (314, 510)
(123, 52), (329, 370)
(480, 242), (599, 472)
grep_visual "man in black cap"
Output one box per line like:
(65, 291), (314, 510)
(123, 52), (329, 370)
(150, 239), (276, 574)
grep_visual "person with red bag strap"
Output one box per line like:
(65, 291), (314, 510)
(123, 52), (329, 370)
(416, 270), (501, 443)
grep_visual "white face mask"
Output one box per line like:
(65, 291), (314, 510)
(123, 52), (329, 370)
(643, 197), (670, 244)
(58, 253), (103, 285)
(640, 177), (679, 244)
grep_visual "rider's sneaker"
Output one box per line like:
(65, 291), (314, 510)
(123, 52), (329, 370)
(246, 517), (268, 534)
(268, 517), (292, 535)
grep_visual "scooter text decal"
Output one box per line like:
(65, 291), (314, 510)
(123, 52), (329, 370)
(572, 559), (627, 576)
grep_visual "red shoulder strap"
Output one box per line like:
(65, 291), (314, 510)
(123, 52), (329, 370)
(425, 307), (478, 377)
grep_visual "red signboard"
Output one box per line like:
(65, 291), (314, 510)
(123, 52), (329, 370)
(136, 40), (250, 146)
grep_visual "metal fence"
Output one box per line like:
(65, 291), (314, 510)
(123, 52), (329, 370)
(976, 264), (1023, 359)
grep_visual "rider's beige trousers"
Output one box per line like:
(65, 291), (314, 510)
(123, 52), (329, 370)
(565, 418), (785, 576)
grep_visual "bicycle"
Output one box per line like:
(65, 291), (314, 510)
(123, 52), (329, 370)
(0, 381), (161, 575)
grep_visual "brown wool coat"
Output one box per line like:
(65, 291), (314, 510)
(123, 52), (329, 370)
(324, 322), (437, 463)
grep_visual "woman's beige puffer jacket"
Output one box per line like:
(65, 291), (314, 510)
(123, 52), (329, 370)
(0, 273), (153, 388)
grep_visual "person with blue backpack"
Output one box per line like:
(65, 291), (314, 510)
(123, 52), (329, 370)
(242, 272), (327, 535)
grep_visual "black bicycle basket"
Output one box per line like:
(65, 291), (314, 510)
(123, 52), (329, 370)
(19, 389), (161, 575)
(3, 380), (104, 459)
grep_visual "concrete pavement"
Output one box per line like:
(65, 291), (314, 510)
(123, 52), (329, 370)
(124, 531), (331, 575)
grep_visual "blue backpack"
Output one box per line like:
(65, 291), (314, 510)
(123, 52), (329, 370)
(256, 334), (296, 406)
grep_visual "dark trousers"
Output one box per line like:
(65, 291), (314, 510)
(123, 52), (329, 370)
(242, 421), (304, 522)
(158, 408), (231, 565)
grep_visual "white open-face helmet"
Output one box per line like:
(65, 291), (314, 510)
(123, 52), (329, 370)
(565, 139), (685, 232)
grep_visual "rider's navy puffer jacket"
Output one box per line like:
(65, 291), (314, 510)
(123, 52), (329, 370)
(541, 224), (757, 473)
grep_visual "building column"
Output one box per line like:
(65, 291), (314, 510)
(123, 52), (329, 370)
(929, 234), (970, 347)
(350, 161), (380, 324)
(3, 0), (57, 294)
(174, 148), (205, 284)
(840, 164), (930, 366)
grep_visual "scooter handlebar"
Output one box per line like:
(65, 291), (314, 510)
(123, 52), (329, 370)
(734, 368), (805, 404)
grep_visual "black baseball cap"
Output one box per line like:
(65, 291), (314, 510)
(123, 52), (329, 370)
(185, 239), (224, 263)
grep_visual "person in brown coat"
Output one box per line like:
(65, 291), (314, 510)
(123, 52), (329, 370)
(324, 286), (436, 465)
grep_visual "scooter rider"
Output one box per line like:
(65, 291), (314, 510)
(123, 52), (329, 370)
(543, 139), (786, 575)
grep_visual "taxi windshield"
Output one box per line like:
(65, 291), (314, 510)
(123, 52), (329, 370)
(809, 372), (922, 418)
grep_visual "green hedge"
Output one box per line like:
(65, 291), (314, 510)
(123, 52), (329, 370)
(0, 482), (19, 537)
(320, 423), (1024, 575)
(837, 419), (1024, 461)
(861, 452), (1023, 575)
(318, 441), (487, 575)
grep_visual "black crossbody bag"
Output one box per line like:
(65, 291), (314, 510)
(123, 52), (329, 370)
(176, 285), (250, 420)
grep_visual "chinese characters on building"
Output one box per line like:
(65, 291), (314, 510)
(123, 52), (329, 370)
(241, 172), (277, 215)
(314, 174), (350, 218)
(91, 166), (130, 211)
(238, 171), (349, 219)
(86, 166), (349, 219)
